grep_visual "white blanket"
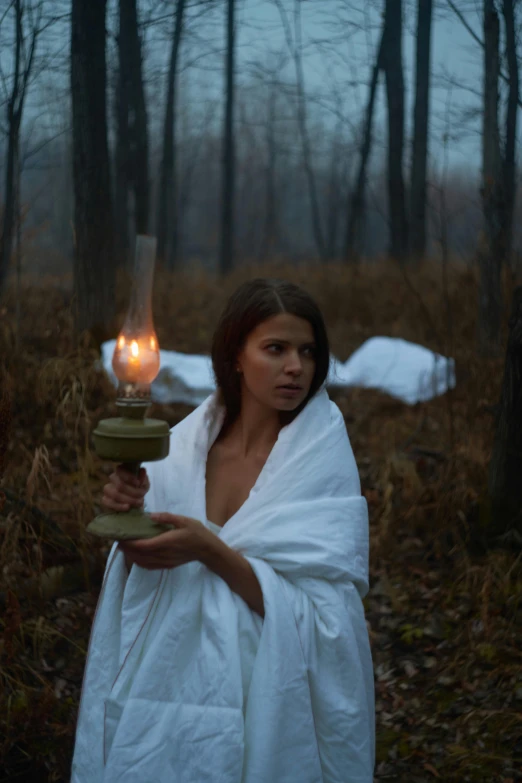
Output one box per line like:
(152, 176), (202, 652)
(101, 334), (456, 407)
(71, 389), (375, 782)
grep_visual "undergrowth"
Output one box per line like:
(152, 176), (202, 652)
(0, 260), (520, 782)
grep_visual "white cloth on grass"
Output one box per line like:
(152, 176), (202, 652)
(71, 388), (375, 783)
(101, 335), (455, 407)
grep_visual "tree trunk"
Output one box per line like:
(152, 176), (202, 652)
(326, 122), (344, 260)
(287, 0), (326, 260)
(501, 0), (519, 270)
(487, 286), (522, 544)
(478, 0), (503, 355)
(325, 144), (339, 260)
(115, 27), (131, 267)
(126, 0), (149, 236)
(219, 0), (236, 275)
(383, 0), (409, 262)
(178, 101), (217, 264)
(0, 120), (20, 290)
(71, 0), (115, 338)
(259, 86), (279, 261)
(157, 0), (186, 269)
(115, 0), (149, 267)
(0, 0), (27, 291)
(410, 0), (433, 261)
(344, 24), (387, 263)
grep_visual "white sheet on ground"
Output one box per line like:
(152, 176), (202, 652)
(71, 389), (375, 782)
(101, 336), (455, 407)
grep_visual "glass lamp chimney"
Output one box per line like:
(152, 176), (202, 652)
(112, 235), (160, 402)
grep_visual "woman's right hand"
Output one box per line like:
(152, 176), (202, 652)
(101, 465), (150, 513)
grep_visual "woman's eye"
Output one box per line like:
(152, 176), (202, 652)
(267, 344), (282, 353)
(302, 347), (315, 357)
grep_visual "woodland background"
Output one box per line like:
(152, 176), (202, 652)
(0, 0), (521, 781)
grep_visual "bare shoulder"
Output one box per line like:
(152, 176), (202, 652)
(207, 434), (234, 468)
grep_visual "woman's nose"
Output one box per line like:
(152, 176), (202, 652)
(285, 351), (303, 374)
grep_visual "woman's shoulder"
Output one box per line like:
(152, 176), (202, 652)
(304, 391), (361, 492)
(303, 388), (345, 430)
(168, 393), (217, 439)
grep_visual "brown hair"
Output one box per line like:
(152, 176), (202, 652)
(211, 278), (330, 430)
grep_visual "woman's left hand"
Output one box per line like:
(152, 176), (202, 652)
(118, 513), (217, 571)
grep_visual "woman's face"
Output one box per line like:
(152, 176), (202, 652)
(236, 313), (317, 412)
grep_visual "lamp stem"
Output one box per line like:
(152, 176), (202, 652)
(121, 461), (141, 479)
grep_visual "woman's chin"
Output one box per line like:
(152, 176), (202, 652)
(243, 387), (309, 412)
(272, 393), (307, 410)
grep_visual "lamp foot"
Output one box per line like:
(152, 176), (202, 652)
(86, 508), (170, 540)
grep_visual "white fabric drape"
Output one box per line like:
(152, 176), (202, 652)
(71, 389), (375, 782)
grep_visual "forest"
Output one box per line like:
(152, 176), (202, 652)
(0, 0), (521, 781)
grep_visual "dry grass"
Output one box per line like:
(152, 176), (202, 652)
(0, 260), (520, 782)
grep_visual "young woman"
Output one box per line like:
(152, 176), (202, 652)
(71, 278), (375, 783)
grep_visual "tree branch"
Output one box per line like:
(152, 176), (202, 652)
(0, 0), (16, 30)
(446, 0), (484, 48)
(446, 0), (522, 109)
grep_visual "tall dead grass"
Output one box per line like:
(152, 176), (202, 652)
(0, 259), (520, 780)
(0, 259), (515, 564)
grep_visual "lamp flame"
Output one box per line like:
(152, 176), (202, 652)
(112, 333), (160, 385)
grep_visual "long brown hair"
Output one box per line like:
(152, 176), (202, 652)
(211, 278), (330, 431)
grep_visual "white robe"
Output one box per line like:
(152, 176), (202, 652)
(71, 388), (375, 782)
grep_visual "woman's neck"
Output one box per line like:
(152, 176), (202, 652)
(227, 395), (281, 458)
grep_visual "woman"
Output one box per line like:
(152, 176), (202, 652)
(72, 278), (375, 783)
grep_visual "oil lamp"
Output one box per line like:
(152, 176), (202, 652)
(87, 235), (170, 540)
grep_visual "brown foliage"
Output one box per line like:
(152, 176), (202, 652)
(0, 261), (520, 782)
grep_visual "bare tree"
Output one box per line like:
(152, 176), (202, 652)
(115, 0), (149, 266)
(178, 100), (218, 264)
(445, 0), (520, 352)
(156, 0), (187, 269)
(325, 114), (350, 260)
(446, 0), (522, 110)
(410, 0), (433, 261)
(488, 286), (522, 545)
(447, 0), (519, 269)
(71, 0), (115, 337)
(249, 52), (287, 261)
(344, 23), (387, 262)
(259, 75), (280, 261)
(383, 0), (409, 261)
(219, 0), (236, 274)
(273, 0), (326, 261)
(479, 0), (505, 354)
(501, 0), (519, 271)
(0, 0), (41, 291)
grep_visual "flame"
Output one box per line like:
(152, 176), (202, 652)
(112, 332), (160, 384)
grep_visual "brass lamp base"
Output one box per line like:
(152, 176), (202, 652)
(87, 507), (172, 541)
(86, 403), (171, 541)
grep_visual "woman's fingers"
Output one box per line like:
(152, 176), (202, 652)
(117, 465), (150, 487)
(100, 466), (150, 514)
(102, 483), (143, 511)
(136, 467), (150, 490)
(110, 470), (147, 500)
(102, 496), (130, 512)
(102, 498), (130, 512)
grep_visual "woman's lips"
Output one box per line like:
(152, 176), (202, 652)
(276, 384), (303, 396)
